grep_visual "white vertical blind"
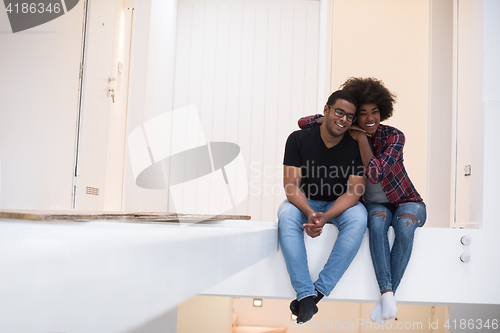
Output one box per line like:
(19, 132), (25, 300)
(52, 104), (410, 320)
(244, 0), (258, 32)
(173, 0), (320, 221)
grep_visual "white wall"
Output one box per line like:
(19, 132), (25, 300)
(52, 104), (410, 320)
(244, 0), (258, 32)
(480, 0), (499, 233)
(0, 2), (85, 209)
(427, 0), (454, 228)
(330, 0), (430, 219)
(454, 0), (485, 228)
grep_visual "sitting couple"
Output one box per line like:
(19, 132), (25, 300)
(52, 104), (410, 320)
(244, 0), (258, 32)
(278, 77), (427, 324)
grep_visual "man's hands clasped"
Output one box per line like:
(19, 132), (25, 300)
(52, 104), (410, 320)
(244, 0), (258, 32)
(303, 212), (328, 238)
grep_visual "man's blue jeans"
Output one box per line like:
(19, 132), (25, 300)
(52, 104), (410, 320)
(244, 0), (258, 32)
(278, 199), (367, 301)
(365, 201), (427, 293)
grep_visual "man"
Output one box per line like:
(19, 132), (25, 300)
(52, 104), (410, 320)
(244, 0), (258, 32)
(278, 90), (367, 324)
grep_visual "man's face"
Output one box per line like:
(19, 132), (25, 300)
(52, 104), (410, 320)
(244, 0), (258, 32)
(322, 99), (356, 138)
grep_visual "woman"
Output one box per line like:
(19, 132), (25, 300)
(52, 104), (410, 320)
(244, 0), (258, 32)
(298, 77), (426, 323)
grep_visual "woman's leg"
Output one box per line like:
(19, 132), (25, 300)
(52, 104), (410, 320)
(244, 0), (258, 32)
(366, 203), (394, 292)
(390, 202), (427, 293)
(377, 202), (426, 321)
(365, 202), (393, 323)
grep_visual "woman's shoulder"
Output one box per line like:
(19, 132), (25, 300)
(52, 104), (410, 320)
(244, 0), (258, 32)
(379, 124), (405, 138)
(378, 124), (405, 146)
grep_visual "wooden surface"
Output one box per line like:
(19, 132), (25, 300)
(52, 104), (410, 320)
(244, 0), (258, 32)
(0, 210), (251, 223)
(233, 327), (286, 333)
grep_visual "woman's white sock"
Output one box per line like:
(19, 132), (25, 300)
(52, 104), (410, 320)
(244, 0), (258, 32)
(370, 298), (385, 323)
(381, 292), (398, 320)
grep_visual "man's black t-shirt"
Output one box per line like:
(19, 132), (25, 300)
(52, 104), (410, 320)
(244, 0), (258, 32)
(283, 126), (365, 201)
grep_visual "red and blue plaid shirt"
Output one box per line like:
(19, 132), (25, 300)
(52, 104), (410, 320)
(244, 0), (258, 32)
(298, 114), (423, 205)
(298, 114), (323, 129)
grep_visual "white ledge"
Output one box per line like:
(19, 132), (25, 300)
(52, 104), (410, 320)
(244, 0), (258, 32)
(204, 225), (500, 306)
(0, 219), (278, 333)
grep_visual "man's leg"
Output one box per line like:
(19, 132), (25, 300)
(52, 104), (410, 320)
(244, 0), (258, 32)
(278, 199), (318, 301)
(313, 201), (367, 296)
(278, 199), (323, 324)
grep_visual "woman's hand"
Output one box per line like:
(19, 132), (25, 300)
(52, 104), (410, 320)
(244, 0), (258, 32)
(349, 125), (371, 141)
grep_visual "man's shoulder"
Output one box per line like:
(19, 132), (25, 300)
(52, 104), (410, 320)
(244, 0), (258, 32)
(284, 127), (320, 167)
(342, 131), (361, 149)
(290, 126), (319, 136)
(287, 126), (319, 141)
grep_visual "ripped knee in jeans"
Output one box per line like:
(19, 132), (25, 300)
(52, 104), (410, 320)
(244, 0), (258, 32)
(370, 211), (387, 222)
(398, 213), (418, 227)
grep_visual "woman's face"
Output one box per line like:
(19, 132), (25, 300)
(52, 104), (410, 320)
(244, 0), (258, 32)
(356, 103), (380, 136)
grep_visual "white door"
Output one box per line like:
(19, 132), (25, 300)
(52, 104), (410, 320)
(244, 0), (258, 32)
(102, 6), (135, 211)
(75, 0), (133, 211)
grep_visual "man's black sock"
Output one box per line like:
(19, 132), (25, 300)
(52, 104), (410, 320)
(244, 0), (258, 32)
(290, 290), (324, 316)
(296, 296), (318, 324)
(314, 291), (324, 303)
(289, 299), (300, 316)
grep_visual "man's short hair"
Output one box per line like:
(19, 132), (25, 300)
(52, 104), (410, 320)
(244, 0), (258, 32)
(326, 90), (358, 109)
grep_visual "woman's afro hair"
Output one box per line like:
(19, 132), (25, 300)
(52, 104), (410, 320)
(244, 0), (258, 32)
(339, 77), (396, 121)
